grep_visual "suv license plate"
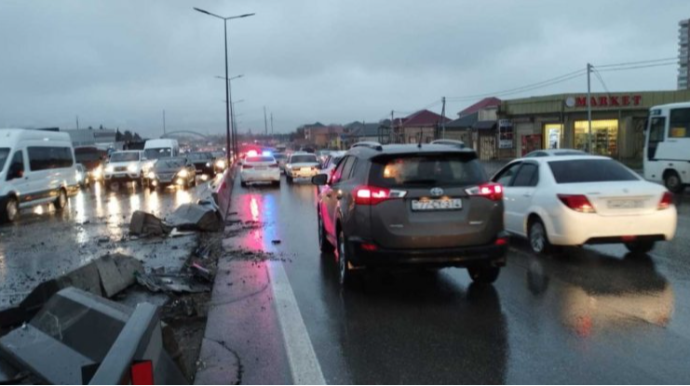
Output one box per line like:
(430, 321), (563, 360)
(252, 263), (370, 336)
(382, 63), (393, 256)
(411, 198), (462, 211)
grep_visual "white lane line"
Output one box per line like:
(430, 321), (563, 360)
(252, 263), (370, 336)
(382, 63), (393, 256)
(268, 261), (327, 385)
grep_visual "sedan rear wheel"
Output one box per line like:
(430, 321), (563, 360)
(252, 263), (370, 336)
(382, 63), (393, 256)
(467, 266), (500, 284)
(624, 239), (655, 254)
(529, 219), (553, 254)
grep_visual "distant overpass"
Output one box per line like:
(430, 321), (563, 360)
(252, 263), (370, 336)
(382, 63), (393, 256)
(160, 130), (210, 140)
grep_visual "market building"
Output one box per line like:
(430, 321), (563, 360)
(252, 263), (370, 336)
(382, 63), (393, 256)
(497, 90), (690, 160)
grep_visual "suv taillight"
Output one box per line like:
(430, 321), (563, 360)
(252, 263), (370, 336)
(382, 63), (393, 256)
(354, 186), (391, 205)
(658, 191), (673, 210)
(465, 183), (503, 201)
(558, 194), (596, 213)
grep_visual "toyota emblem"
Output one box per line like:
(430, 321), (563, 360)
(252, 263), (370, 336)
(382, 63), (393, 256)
(430, 187), (444, 197)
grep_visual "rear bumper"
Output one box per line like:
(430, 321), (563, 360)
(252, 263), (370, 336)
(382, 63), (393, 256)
(347, 237), (507, 268)
(287, 169), (319, 178)
(104, 173), (140, 182)
(241, 170), (281, 182)
(547, 208), (677, 245)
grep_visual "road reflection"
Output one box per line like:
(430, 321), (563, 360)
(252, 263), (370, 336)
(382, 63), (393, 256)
(526, 249), (673, 336)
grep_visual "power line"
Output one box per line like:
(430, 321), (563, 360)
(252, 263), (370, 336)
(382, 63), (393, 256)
(594, 57), (677, 68)
(596, 61), (677, 73)
(446, 68), (586, 102)
(592, 68), (611, 94)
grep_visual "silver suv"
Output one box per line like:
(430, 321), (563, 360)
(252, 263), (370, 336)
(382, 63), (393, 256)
(312, 142), (507, 287)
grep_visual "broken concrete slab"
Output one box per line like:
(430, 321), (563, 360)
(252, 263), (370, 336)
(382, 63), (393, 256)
(95, 254), (144, 298)
(135, 272), (211, 294)
(129, 210), (172, 237)
(165, 203), (222, 232)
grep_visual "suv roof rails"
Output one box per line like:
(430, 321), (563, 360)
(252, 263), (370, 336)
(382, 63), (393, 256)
(351, 141), (383, 151)
(430, 139), (466, 149)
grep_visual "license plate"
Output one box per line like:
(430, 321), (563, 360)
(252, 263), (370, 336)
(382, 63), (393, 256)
(301, 167), (311, 172)
(255, 166), (267, 171)
(411, 198), (462, 211)
(607, 199), (644, 209)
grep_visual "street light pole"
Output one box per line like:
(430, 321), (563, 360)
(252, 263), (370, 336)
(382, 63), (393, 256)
(194, 7), (255, 164)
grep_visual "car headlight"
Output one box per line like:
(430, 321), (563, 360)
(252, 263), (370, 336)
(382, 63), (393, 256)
(127, 164), (138, 173)
(105, 165), (114, 173)
(148, 171), (156, 179)
(178, 169), (189, 178)
(216, 160), (226, 168)
(206, 162), (212, 167)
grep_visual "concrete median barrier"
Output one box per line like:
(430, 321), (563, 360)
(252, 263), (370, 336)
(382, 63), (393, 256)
(211, 167), (235, 222)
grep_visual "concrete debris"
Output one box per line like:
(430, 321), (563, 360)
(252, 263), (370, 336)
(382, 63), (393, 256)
(135, 272), (211, 294)
(129, 210), (172, 237)
(190, 263), (212, 283)
(165, 203), (223, 232)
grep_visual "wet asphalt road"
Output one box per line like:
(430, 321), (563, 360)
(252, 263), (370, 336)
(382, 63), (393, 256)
(227, 176), (690, 384)
(0, 181), (203, 309)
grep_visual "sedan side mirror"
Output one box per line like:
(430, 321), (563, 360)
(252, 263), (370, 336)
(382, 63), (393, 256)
(312, 174), (328, 186)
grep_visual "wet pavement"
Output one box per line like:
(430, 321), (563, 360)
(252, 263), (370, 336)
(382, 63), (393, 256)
(221, 176), (690, 384)
(0, 181), (203, 309)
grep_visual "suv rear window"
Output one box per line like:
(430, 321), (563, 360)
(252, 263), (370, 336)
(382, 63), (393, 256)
(369, 153), (486, 188)
(548, 159), (639, 183)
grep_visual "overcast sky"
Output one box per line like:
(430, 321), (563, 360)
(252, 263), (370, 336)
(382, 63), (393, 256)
(0, 0), (688, 137)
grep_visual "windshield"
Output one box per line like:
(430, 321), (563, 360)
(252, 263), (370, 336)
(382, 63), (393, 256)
(109, 152), (140, 162)
(144, 148), (172, 160)
(370, 154), (486, 187)
(188, 152), (213, 161)
(549, 159), (639, 183)
(0, 148), (9, 172)
(154, 158), (185, 170)
(291, 155), (318, 163)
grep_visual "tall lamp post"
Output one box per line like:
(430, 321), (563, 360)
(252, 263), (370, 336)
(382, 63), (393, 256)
(194, 7), (255, 164)
(215, 74), (244, 156)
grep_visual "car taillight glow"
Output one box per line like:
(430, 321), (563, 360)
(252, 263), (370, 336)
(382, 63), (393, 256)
(558, 194), (596, 213)
(361, 243), (378, 251)
(495, 237), (508, 246)
(354, 186), (391, 205)
(658, 191), (673, 210)
(247, 150), (258, 157)
(466, 183), (503, 201)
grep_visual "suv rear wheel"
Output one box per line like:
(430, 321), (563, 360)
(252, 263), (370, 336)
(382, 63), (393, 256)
(318, 211), (334, 253)
(467, 266), (500, 284)
(337, 228), (355, 286)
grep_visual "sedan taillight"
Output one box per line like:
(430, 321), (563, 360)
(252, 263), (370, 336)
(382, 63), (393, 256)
(558, 194), (596, 213)
(658, 191), (674, 210)
(242, 164), (253, 169)
(465, 183), (503, 201)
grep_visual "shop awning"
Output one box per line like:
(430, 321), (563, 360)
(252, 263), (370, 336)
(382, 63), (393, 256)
(473, 120), (497, 130)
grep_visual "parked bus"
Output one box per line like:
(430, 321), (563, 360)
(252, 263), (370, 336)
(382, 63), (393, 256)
(644, 102), (690, 193)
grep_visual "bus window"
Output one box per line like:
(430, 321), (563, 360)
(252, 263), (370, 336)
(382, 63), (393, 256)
(670, 108), (690, 138)
(647, 117), (665, 160)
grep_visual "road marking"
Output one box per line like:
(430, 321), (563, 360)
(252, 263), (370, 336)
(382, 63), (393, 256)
(268, 261), (327, 385)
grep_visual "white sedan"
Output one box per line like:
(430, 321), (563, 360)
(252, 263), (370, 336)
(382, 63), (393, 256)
(285, 152), (321, 183)
(492, 155), (677, 254)
(240, 155), (281, 187)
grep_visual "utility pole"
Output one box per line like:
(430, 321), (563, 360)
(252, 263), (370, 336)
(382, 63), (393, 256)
(587, 63), (593, 154)
(263, 106), (268, 136)
(163, 110), (166, 135)
(270, 113), (274, 135)
(441, 96), (446, 139)
(391, 110), (395, 143)
(76, 115), (80, 129)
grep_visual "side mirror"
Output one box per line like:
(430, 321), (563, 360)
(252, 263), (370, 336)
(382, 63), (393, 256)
(311, 173), (328, 186)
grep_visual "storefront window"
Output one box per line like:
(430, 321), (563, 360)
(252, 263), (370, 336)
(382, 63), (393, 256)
(543, 124), (563, 149)
(574, 120), (619, 156)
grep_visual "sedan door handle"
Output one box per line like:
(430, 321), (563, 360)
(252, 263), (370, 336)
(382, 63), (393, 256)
(523, 193), (532, 198)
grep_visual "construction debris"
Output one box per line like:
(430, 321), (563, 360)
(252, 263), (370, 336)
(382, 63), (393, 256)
(190, 263), (212, 283)
(129, 210), (172, 237)
(165, 202), (223, 232)
(135, 272), (211, 294)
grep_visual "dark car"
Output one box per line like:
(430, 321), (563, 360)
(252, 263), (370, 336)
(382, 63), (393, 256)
(187, 152), (216, 177)
(312, 142), (507, 287)
(149, 157), (196, 189)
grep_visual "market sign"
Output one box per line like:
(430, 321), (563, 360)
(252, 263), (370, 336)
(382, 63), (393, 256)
(498, 119), (513, 149)
(565, 95), (643, 108)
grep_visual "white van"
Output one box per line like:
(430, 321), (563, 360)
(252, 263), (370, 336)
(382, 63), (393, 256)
(644, 102), (690, 193)
(142, 139), (179, 176)
(0, 129), (79, 222)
